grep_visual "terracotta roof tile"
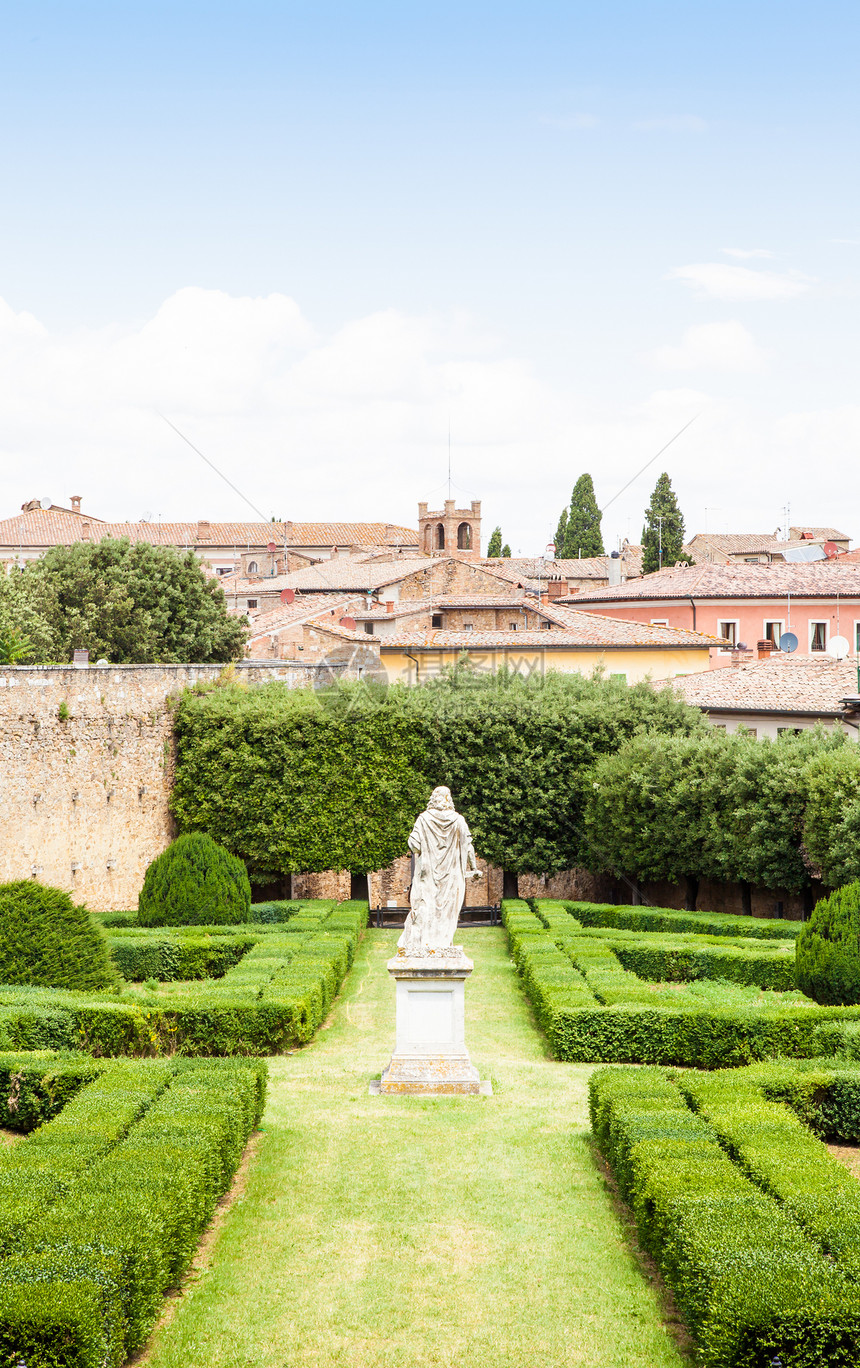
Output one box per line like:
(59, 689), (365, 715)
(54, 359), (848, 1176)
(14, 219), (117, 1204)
(377, 611), (721, 650)
(0, 509), (417, 550)
(672, 655), (860, 716)
(567, 562), (860, 603)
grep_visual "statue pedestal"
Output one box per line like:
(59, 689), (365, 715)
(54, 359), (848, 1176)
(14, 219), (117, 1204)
(378, 947), (484, 1095)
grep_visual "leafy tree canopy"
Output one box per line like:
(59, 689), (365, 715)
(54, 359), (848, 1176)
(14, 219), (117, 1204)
(171, 670), (703, 879)
(641, 472), (692, 574)
(558, 474), (604, 559)
(486, 526), (503, 557)
(803, 745), (860, 887)
(0, 538), (247, 664)
(501, 543), (511, 558)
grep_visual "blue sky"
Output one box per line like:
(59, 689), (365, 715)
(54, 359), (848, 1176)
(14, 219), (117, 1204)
(1, 1), (859, 550)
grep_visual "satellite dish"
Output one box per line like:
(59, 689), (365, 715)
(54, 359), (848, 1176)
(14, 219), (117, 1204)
(280, 588), (295, 605)
(829, 635), (850, 660)
(39, 497), (52, 510)
(779, 631), (799, 654)
(824, 541), (840, 558)
(267, 541), (277, 553)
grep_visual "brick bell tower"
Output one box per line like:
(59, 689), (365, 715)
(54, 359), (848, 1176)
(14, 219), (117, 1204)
(417, 499), (482, 560)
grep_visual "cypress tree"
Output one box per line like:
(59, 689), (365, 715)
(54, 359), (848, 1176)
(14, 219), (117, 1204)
(138, 832), (251, 926)
(486, 526), (503, 557)
(561, 474), (604, 558)
(554, 507), (568, 558)
(641, 472), (692, 574)
(502, 543), (511, 558)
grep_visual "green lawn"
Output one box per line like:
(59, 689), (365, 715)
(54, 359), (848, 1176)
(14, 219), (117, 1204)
(144, 929), (689, 1368)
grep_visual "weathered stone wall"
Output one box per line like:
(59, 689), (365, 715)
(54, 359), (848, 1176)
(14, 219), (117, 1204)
(0, 662), (323, 911)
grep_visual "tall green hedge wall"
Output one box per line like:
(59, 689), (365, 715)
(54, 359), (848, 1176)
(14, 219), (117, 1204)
(171, 672), (702, 879)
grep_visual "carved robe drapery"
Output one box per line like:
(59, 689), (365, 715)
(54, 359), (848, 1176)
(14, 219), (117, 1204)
(398, 805), (477, 953)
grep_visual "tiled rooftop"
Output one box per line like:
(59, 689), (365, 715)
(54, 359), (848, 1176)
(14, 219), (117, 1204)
(376, 611), (722, 650)
(672, 655), (860, 716)
(567, 561), (860, 603)
(0, 506), (417, 550)
(277, 556), (436, 591)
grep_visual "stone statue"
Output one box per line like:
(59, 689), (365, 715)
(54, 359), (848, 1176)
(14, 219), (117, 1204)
(398, 786), (481, 955)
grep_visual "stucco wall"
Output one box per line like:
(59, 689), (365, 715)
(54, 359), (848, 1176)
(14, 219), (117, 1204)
(0, 662), (322, 911)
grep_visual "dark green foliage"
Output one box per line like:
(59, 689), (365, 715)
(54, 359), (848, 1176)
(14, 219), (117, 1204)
(0, 626), (32, 663)
(804, 745), (860, 886)
(583, 727), (841, 897)
(641, 471), (691, 574)
(589, 1062), (860, 1367)
(249, 901), (301, 924)
(0, 902), (368, 1056)
(107, 933), (254, 982)
(559, 473), (604, 558)
(501, 543), (511, 557)
(0, 1051), (103, 1132)
(138, 833), (252, 927)
(0, 882), (114, 991)
(553, 506), (568, 558)
(566, 899), (801, 939)
(504, 900), (860, 1066)
(486, 526), (503, 557)
(171, 672), (705, 880)
(0, 1055), (265, 1366)
(797, 883), (860, 1005)
(0, 536), (247, 664)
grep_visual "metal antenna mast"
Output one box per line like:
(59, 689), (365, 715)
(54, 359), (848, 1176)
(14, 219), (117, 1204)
(447, 423), (452, 498)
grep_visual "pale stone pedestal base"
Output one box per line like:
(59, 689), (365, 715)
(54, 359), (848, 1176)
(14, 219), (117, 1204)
(377, 947), (489, 1096)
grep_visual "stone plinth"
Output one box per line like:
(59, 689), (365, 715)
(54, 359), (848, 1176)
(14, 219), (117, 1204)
(378, 947), (482, 1095)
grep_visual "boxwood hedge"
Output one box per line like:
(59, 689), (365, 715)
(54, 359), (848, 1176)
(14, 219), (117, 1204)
(589, 1060), (860, 1366)
(0, 1052), (265, 1367)
(505, 899), (860, 1067)
(0, 901), (368, 1057)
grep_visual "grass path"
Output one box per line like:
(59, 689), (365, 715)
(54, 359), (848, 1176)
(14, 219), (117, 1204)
(145, 930), (688, 1368)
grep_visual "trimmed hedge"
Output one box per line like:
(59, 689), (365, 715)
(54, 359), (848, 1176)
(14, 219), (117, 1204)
(505, 900), (860, 1066)
(796, 881), (860, 1005)
(107, 933), (255, 982)
(589, 1062), (860, 1366)
(0, 1052), (104, 1133)
(564, 898), (802, 940)
(0, 901), (368, 1057)
(0, 1054), (265, 1366)
(0, 882), (114, 991)
(138, 833), (251, 927)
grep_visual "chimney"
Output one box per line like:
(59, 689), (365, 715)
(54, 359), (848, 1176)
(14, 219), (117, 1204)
(608, 552), (622, 587)
(73, 648), (89, 669)
(385, 600), (395, 615)
(757, 639), (775, 660)
(70, 495), (82, 513)
(196, 520), (211, 542)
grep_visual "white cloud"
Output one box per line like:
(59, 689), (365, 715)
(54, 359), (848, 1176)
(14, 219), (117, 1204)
(0, 288), (857, 558)
(720, 247), (775, 260)
(667, 262), (814, 301)
(650, 322), (767, 373)
(632, 116), (708, 132)
(539, 113), (599, 130)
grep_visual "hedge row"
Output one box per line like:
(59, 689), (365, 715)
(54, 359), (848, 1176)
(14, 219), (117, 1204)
(538, 901), (796, 992)
(564, 898), (801, 940)
(0, 1054), (265, 1367)
(503, 900), (860, 1066)
(97, 900), (305, 930)
(106, 933), (256, 982)
(0, 902), (368, 1057)
(0, 1051), (104, 1133)
(589, 1062), (860, 1366)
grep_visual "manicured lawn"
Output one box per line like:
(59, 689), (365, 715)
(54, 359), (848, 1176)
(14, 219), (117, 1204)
(144, 929), (689, 1368)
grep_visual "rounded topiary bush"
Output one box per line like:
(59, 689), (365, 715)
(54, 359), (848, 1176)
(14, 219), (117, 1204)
(796, 881), (860, 1005)
(0, 881), (115, 990)
(138, 833), (251, 926)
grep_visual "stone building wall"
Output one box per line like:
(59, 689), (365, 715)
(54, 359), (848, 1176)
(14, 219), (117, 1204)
(0, 661), (323, 911)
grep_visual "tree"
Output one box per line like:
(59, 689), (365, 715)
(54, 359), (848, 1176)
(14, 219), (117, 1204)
(554, 507), (568, 558)
(796, 882), (860, 1005)
(803, 745), (860, 886)
(641, 472), (692, 574)
(0, 538), (247, 664)
(0, 881), (114, 990)
(487, 526), (503, 557)
(559, 474), (604, 559)
(138, 832), (252, 926)
(0, 626), (33, 664)
(502, 543), (511, 558)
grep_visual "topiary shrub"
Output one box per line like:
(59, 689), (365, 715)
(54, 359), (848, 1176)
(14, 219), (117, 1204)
(138, 833), (251, 927)
(796, 881), (860, 1005)
(0, 881), (115, 990)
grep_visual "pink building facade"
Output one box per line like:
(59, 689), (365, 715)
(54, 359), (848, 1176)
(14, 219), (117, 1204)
(568, 563), (860, 668)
